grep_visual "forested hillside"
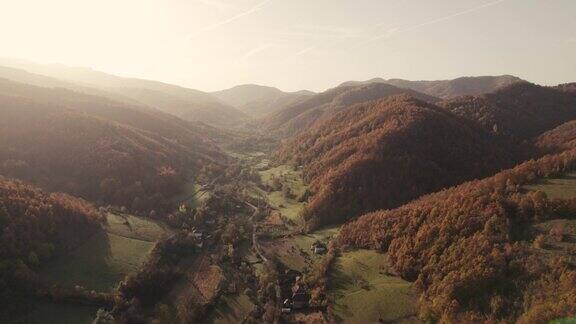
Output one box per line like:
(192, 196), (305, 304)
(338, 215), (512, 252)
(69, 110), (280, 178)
(0, 79), (226, 214)
(339, 149), (576, 323)
(0, 177), (103, 319)
(441, 82), (576, 141)
(535, 120), (576, 153)
(262, 83), (438, 138)
(340, 75), (523, 98)
(277, 95), (514, 229)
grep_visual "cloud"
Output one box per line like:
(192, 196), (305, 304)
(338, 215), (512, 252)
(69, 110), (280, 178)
(191, 0), (272, 38)
(355, 0), (507, 48)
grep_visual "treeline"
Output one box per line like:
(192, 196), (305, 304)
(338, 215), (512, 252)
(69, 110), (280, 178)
(0, 79), (226, 216)
(339, 149), (576, 322)
(277, 95), (514, 229)
(0, 177), (103, 320)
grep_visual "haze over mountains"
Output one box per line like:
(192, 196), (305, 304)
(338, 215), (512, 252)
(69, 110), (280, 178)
(0, 59), (247, 128)
(212, 84), (314, 117)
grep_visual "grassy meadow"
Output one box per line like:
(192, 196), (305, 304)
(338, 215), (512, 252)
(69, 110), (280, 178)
(328, 249), (417, 323)
(524, 172), (576, 199)
(259, 165), (307, 222)
(40, 213), (171, 292)
(261, 226), (339, 271)
(41, 231), (155, 292)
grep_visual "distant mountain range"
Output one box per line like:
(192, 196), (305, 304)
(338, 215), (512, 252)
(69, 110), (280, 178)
(261, 82), (439, 138)
(339, 75), (524, 98)
(212, 84), (314, 117)
(0, 59), (247, 128)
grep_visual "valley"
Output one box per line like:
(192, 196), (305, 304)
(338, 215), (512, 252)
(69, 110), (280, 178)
(1, 61), (575, 324)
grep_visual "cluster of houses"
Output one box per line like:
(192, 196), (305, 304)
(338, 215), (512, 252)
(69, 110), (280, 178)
(280, 241), (328, 313)
(281, 270), (310, 313)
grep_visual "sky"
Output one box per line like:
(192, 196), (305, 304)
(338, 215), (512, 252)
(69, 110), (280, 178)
(0, 0), (574, 92)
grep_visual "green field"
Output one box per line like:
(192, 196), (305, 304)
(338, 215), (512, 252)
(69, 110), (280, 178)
(105, 213), (172, 241)
(259, 165), (307, 222)
(328, 250), (417, 323)
(525, 172), (576, 199)
(261, 226), (339, 271)
(170, 181), (211, 209)
(24, 300), (97, 324)
(41, 231), (155, 292)
(208, 293), (256, 324)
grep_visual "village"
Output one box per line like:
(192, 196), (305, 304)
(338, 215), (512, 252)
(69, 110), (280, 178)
(162, 152), (337, 323)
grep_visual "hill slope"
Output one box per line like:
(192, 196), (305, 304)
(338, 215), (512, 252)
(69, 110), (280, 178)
(441, 82), (576, 141)
(339, 149), (576, 322)
(0, 59), (246, 127)
(212, 84), (314, 117)
(340, 75), (523, 98)
(262, 83), (438, 138)
(0, 177), (103, 319)
(0, 79), (226, 213)
(535, 119), (576, 153)
(277, 95), (513, 228)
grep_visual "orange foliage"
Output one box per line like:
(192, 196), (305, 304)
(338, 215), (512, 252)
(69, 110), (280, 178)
(339, 149), (576, 322)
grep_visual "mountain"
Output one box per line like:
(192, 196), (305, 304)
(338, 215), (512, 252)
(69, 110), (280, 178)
(0, 78), (226, 214)
(261, 83), (438, 138)
(212, 84), (314, 117)
(441, 82), (576, 142)
(0, 59), (246, 127)
(339, 148), (576, 322)
(277, 95), (514, 229)
(340, 75), (524, 98)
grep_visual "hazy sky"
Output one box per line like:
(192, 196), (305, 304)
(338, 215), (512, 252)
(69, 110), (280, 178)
(1, 0), (574, 92)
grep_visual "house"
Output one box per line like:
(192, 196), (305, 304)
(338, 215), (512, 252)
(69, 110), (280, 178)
(311, 241), (327, 254)
(291, 284), (310, 309)
(191, 228), (203, 239)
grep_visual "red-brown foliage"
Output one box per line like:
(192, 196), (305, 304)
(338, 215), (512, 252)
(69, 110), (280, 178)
(442, 82), (576, 141)
(535, 119), (576, 153)
(339, 149), (576, 322)
(277, 95), (514, 229)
